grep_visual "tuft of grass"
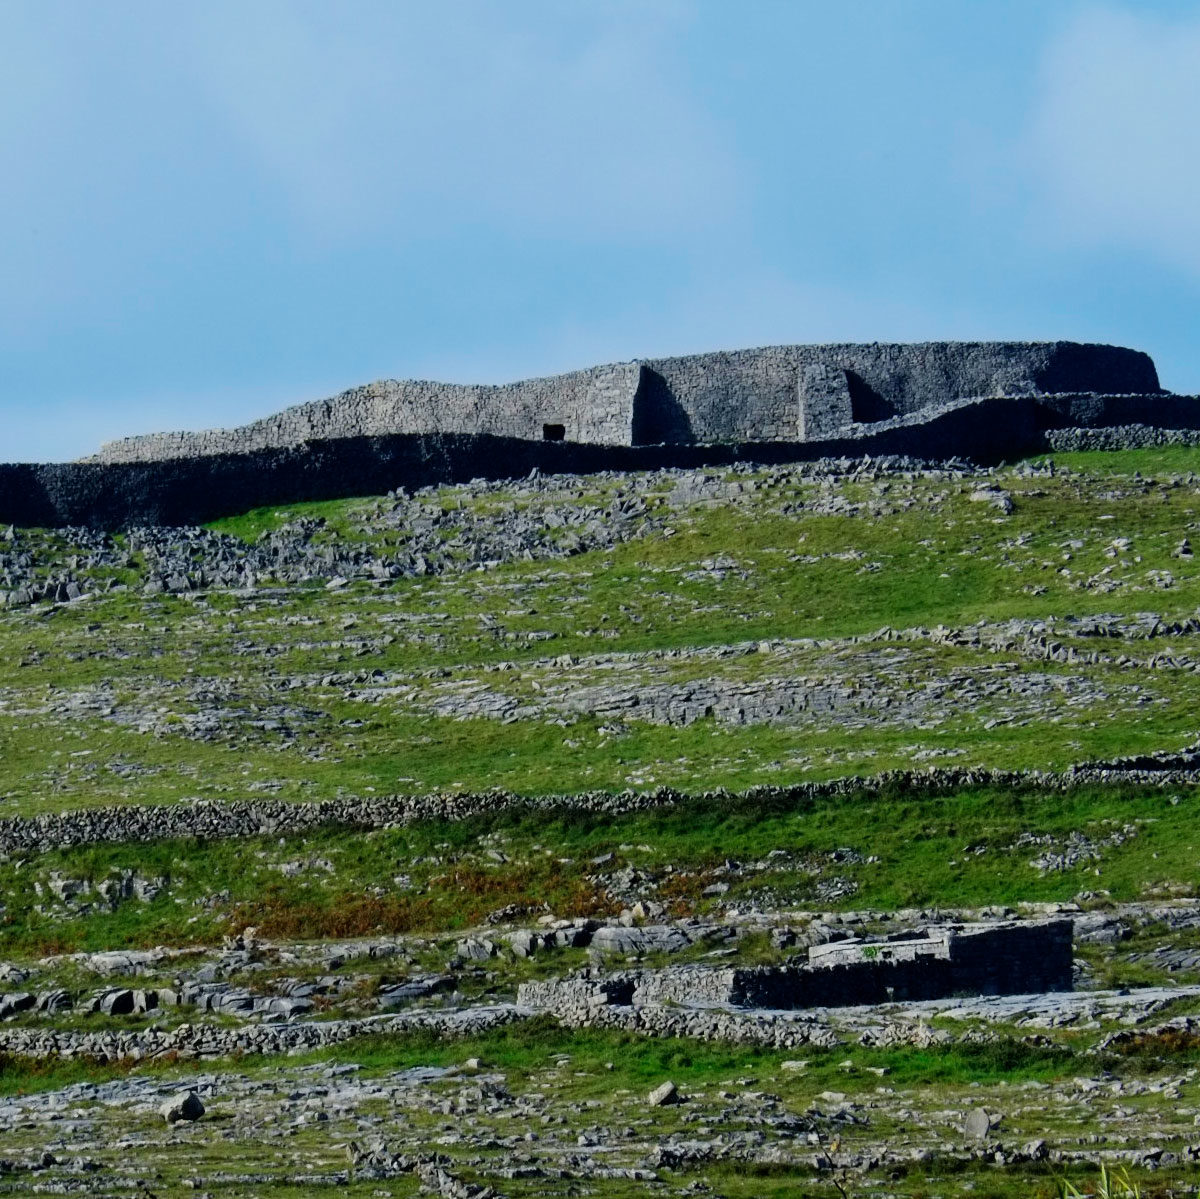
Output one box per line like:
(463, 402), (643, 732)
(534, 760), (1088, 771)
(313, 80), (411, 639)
(1057, 1163), (1143, 1198)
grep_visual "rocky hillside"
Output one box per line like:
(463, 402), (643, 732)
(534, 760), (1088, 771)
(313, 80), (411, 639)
(4, 449), (1200, 809)
(3, 445), (1200, 1197)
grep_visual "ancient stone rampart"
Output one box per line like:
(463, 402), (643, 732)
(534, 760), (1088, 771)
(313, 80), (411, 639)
(642, 340), (1159, 444)
(6, 392), (1198, 530)
(87, 340), (1160, 461)
(90, 362), (644, 460)
(3, 340), (1196, 528)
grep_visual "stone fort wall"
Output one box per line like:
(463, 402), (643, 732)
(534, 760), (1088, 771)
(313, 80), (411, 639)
(4, 339), (1198, 528)
(90, 361), (644, 461)
(88, 340), (1162, 462)
(8, 387), (1200, 529)
(639, 340), (1159, 444)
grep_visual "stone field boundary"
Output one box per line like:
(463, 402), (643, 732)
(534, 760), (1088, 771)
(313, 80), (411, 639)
(4, 752), (1199, 855)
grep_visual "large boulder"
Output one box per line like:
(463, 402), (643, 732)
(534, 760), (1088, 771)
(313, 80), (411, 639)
(161, 1090), (205, 1125)
(98, 988), (134, 1016)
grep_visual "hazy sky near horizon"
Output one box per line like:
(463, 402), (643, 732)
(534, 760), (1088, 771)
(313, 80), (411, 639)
(3, 1), (1200, 461)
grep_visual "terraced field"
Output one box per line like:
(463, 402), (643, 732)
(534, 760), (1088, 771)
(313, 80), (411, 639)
(4, 447), (1200, 1196)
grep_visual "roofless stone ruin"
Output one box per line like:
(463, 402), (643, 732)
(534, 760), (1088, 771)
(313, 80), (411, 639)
(4, 339), (1199, 527)
(518, 920), (1075, 1019)
(87, 340), (1180, 458)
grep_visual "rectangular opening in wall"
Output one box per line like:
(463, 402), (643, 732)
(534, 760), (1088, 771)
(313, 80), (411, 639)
(542, 423), (566, 442)
(845, 371), (897, 423)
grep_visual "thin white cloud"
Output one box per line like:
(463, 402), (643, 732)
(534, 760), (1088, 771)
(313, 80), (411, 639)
(182, 1), (740, 244)
(1029, 5), (1200, 275)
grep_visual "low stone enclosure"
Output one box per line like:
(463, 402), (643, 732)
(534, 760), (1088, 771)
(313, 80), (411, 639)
(4, 339), (1200, 528)
(518, 920), (1075, 1017)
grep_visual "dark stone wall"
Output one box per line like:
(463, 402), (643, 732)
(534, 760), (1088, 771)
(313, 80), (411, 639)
(0, 399), (1043, 529)
(1033, 343), (1161, 396)
(3, 390), (1199, 530)
(944, 922), (1075, 998)
(729, 921), (1074, 1009)
(1037, 392), (1200, 430)
(732, 962), (955, 1007)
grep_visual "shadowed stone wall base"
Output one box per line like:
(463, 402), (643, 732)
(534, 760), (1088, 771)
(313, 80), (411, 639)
(6, 389), (1200, 529)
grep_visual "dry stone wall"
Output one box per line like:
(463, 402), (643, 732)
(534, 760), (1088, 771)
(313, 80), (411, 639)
(0, 1003), (528, 1062)
(1047, 423), (1200, 451)
(2, 753), (1199, 856)
(86, 340), (1162, 463)
(3, 341), (1196, 528)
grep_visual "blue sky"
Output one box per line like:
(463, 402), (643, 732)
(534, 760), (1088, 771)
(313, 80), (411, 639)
(3, 1), (1200, 461)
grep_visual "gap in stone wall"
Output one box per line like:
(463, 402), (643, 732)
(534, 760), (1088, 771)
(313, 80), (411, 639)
(630, 368), (695, 446)
(846, 371), (897, 423)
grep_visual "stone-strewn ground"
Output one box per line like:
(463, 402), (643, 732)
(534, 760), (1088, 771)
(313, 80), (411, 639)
(6, 445), (1200, 1195)
(6, 451), (1200, 811)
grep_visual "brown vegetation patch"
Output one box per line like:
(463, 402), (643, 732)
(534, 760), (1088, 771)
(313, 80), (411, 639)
(230, 862), (616, 940)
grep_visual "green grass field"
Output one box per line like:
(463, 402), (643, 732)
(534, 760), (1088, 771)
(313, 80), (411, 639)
(3, 448), (1200, 815)
(5, 449), (1200, 1196)
(2, 779), (1195, 957)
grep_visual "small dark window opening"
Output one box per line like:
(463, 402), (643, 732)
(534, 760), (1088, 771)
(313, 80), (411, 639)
(542, 423), (566, 442)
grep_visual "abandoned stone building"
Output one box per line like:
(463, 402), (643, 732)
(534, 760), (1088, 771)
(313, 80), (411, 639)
(518, 920), (1075, 1015)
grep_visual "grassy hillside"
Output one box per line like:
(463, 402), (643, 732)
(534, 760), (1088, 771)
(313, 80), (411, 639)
(5, 448), (1200, 1198)
(2, 449), (1200, 814)
(0, 779), (1196, 958)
